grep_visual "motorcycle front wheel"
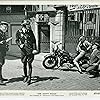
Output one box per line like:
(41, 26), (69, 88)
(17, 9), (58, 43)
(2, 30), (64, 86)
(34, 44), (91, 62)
(42, 56), (58, 69)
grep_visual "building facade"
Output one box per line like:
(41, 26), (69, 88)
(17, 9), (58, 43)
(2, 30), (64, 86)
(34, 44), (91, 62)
(65, 5), (100, 53)
(0, 5), (39, 56)
(0, 5), (100, 56)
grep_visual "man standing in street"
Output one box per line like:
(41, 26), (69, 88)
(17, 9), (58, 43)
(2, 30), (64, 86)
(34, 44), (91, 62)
(0, 21), (9, 85)
(16, 19), (37, 85)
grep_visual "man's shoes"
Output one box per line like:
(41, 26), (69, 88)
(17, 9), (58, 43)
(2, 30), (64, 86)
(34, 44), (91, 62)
(0, 80), (6, 85)
(23, 76), (28, 83)
(27, 77), (31, 85)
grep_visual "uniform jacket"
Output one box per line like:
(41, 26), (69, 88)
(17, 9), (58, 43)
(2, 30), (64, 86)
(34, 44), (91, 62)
(16, 28), (37, 55)
(0, 29), (8, 56)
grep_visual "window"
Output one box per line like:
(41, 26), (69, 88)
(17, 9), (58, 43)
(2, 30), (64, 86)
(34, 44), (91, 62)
(77, 13), (83, 22)
(11, 24), (21, 45)
(80, 13), (83, 21)
(87, 29), (95, 37)
(86, 13), (96, 23)
(68, 13), (75, 21)
(79, 29), (83, 35)
(71, 15), (75, 20)
(89, 13), (93, 21)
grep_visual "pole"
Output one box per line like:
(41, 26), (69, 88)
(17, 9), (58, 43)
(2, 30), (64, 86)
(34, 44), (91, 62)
(24, 5), (27, 19)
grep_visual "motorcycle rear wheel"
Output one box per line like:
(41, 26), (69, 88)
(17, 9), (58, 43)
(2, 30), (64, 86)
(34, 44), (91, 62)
(43, 56), (58, 69)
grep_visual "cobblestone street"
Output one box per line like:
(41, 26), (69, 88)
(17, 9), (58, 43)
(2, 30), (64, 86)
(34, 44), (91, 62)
(0, 53), (100, 90)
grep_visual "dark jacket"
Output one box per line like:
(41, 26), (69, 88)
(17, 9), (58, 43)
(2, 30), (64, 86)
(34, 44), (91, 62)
(16, 29), (36, 55)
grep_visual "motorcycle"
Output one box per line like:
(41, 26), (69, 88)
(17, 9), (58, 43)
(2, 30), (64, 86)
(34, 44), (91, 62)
(42, 41), (90, 70)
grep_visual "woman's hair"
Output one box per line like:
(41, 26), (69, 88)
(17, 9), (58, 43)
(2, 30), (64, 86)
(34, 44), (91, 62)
(79, 36), (86, 42)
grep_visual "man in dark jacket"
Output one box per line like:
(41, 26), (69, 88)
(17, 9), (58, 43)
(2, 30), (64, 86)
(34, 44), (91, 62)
(16, 19), (37, 85)
(0, 21), (9, 85)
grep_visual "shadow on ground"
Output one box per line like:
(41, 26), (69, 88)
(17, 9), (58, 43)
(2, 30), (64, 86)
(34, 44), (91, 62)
(29, 76), (59, 85)
(6, 77), (24, 84)
(60, 68), (78, 72)
(6, 76), (59, 85)
(5, 55), (20, 60)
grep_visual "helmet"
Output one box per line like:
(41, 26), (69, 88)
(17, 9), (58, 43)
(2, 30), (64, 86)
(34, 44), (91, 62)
(0, 21), (9, 26)
(21, 19), (30, 26)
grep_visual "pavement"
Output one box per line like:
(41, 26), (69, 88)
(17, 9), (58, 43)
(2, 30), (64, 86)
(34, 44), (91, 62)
(0, 53), (100, 90)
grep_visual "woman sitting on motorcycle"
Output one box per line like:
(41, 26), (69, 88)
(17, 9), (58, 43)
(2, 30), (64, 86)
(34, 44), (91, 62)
(73, 36), (92, 74)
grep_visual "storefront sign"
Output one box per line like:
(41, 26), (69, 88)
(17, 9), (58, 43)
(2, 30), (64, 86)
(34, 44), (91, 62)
(69, 5), (98, 11)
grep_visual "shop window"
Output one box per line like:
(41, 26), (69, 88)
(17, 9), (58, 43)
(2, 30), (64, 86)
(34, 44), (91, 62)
(86, 13), (96, 23)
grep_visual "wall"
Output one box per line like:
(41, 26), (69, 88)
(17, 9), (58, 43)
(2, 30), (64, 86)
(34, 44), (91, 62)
(0, 14), (25, 56)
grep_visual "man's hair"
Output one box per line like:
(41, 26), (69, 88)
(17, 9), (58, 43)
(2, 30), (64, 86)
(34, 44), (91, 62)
(21, 19), (30, 27)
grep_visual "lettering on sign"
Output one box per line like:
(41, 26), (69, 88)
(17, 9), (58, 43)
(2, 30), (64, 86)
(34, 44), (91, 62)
(69, 5), (98, 10)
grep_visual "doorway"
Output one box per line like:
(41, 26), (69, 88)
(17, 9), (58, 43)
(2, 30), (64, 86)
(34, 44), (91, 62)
(38, 24), (50, 53)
